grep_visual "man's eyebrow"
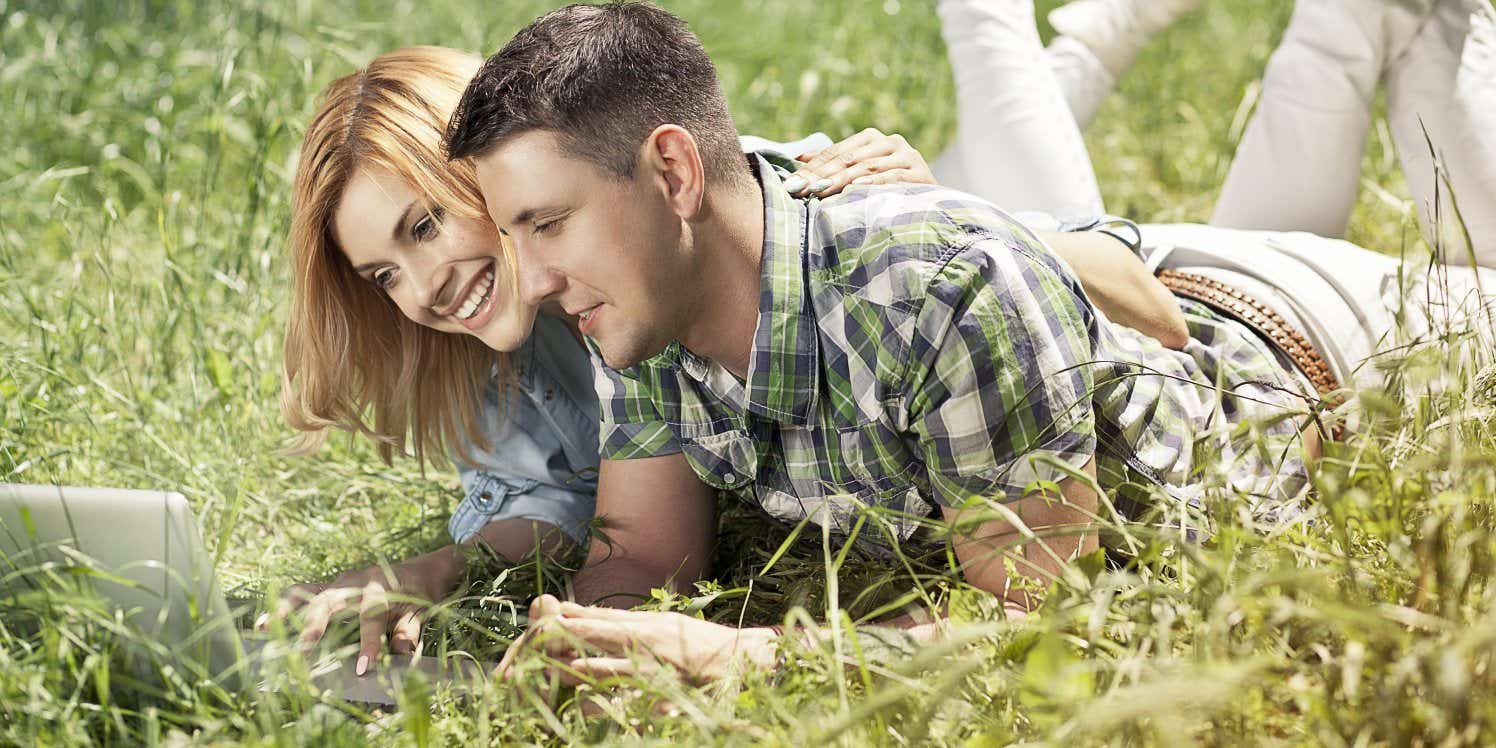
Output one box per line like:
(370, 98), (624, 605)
(391, 200), (419, 241)
(507, 206), (552, 228)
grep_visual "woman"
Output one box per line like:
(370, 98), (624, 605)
(263, 45), (1183, 673)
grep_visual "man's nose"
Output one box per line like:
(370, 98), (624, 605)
(515, 245), (566, 307)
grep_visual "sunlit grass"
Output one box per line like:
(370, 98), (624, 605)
(5, 0), (1495, 744)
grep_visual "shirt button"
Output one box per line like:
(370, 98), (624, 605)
(721, 471), (735, 483)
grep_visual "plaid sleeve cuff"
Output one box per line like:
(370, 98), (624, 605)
(925, 427), (1096, 509)
(594, 357), (682, 461)
(599, 419), (681, 461)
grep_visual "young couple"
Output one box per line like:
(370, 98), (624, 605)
(265, 1), (1496, 684)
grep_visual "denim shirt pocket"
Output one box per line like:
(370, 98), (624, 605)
(447, 473), (542, 542)
(678, 428), (756, 491)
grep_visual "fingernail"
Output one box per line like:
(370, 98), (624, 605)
(781, 176), (808, 193)
(851, 175), (873, 185)
(254, 613), (268, 630)
(808, 179), (834, 193)
(356, 655), (368, 676)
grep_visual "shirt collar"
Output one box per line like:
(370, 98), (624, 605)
(744, 154), (820, 425)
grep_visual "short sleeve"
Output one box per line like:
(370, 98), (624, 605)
(594, 360), (682, 461)
(907, 237), (1098, 508)
(449, 373), (599, 544)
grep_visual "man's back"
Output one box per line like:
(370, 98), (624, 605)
(597, 158), (1314, 549)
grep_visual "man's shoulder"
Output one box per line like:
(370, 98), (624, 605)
(807, 183), (1041, 304)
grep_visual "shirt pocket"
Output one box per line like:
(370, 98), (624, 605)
(836, 410), (921, 492)
(678, 428), (756, 491)
(447, 473), (542, 542)
(755, 482), (933, 547)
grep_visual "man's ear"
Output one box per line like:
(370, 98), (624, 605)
(640, 124), (706, 220)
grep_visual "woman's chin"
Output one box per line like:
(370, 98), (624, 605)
(475, 317), (537, 354)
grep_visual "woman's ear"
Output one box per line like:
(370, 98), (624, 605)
(640, 124), (706, 220)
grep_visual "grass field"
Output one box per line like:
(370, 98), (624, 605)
(5, 0), (1496, 744)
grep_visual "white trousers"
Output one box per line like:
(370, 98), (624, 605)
(935, 0), (1494, 267)
(931, 0), (1110, 216)
(929, 0), (1496, 389)
(1211, 0), (1496, 267)
(1140, 223), (1496, 392)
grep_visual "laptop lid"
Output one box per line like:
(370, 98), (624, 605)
(0, 483), (246, 681)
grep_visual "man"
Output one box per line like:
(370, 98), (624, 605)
(444, 1), (1314, 669)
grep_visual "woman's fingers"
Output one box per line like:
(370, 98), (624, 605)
(531, 593), (563, 620)
(788, 131), (931, 198)
(355, 581), (390, 675)
(816, 154), (917, 196)
(496, 595), (568, 679)
(494, 628), (529, 680)
(258, 582), (326, 631)
(849, 168), (925, 187)
(555, 601), (646, 621)
(554, 617), (644, 657)
(788, 128), (894, 194)
(296, 586), (358, 647)
(389, 609), (423, 655)
(796, 127), (887, 175)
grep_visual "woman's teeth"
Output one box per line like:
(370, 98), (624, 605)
(457, 270), (495, 320)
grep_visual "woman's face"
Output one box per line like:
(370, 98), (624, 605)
(334, 168), (538, 352)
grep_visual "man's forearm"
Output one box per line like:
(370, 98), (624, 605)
(944, 459), (1100, 611)
(570, 545), (702, 608)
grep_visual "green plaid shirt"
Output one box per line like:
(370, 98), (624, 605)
(596, 156), (1312, 549)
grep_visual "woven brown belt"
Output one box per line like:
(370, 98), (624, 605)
(1156, 268), (1340, 397)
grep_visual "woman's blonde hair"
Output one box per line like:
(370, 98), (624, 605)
(282, 46), (508, 466)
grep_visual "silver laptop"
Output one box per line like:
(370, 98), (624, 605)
(0, 483), (493, 705)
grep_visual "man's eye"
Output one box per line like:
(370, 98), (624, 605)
(372, 268), (398, 290)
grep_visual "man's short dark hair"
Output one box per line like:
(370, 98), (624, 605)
(445, 2), (749, 185)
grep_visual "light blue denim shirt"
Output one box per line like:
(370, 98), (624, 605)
(448, 314), (601, 544)
(445, 132), (835, 545)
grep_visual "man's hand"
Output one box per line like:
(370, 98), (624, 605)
(257, 546), (463, 675)
(494, 594), (778, 686)
(784, 127), (936, 198)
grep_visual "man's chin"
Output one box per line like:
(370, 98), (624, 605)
(595, 332), (668, 370)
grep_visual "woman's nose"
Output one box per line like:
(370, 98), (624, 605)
(407, 257), (454, 315)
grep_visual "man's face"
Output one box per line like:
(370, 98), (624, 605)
(472, 130), (693, 368)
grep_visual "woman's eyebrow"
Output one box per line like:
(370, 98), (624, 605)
(390, 199), (419, 241)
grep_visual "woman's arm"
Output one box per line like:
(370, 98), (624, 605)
(1036, 230), (1188, 349)
(776, 129), (1187, 349)
(259, 517), (576, 676)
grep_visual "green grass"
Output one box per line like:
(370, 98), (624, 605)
(4, 0), (1496, 744)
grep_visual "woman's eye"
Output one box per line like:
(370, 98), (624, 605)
(533, 217), (563, 236)
(412, 207), (444, 242)
(372, 268), (397, 290)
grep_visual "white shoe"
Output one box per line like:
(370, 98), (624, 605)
(1048, 0), (1204, 77)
